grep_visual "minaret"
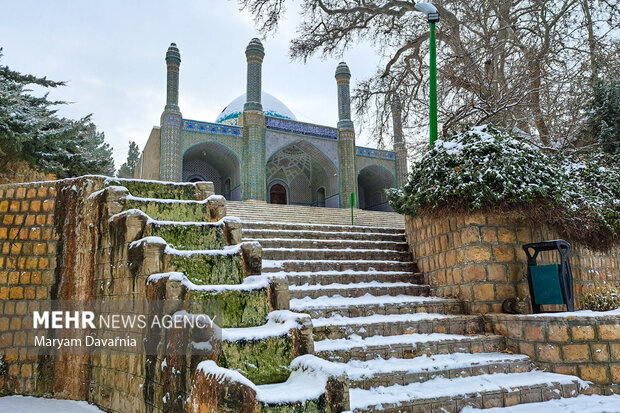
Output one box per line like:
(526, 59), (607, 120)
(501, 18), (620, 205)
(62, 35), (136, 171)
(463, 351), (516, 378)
(391, 94), (408, 187)
(335, 62), (357, 208)
(160, 42), (183, 181)
(241, 38), (267, 201)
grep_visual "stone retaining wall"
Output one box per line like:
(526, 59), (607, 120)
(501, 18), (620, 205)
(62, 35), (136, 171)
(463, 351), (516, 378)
(0, 182), (58, 394)
(405, 213), (620, 313)
(485, 313), (620, 392)
(0, 177), (217, 410)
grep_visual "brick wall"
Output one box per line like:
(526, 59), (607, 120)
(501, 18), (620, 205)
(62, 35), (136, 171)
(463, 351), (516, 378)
(0, 182), (58, 394)
(485, 314), (620, 392)
(405, 213), (620, 313)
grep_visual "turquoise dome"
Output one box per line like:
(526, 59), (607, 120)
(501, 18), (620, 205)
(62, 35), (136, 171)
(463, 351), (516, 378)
(215, 92), (297, 125)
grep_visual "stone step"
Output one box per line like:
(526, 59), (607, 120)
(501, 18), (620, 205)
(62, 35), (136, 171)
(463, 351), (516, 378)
(262, 247), (412, 262)
(460, 394), (620, 413)
(282, 271), (424, 286)
(262, 259), (418, 273)
(226, 201), (405, 228)
(244, 238), (409, 251)
(243, 228), (406, 242)
(241, 221), (405, 234)
(315, 333), (507, 362)
(340, 352), (533, 390)
(348, 372), (585, 413)
(290, 294), (462, 318)
(288, 281), (428, 299)
(312, 313), (485, 341)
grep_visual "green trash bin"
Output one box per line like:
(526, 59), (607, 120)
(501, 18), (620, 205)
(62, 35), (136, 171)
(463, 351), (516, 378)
(523, 240), (574, 313)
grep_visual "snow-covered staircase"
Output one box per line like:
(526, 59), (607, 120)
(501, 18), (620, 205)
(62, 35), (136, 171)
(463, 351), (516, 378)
(243, 219), (591, 412)
(227, 201), (405, 227)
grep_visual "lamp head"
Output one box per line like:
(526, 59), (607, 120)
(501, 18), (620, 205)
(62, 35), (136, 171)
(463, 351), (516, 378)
(414, 2), (440, 23)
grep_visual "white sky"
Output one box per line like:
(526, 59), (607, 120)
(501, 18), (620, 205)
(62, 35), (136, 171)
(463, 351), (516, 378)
(0, 0), (381, 168)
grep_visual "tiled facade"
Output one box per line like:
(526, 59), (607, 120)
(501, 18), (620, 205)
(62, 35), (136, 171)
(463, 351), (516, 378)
(135, 40), (406, 209)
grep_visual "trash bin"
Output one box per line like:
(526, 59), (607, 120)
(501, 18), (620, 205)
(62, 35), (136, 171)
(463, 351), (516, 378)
(522, 240), (574, 313)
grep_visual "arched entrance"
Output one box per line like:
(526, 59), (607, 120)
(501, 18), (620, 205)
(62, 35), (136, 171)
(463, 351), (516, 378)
(357, 165), (396, 211)
(182, 142), (241, 200)
(269, 183), (287, 204)
(266, 141), (338, 207)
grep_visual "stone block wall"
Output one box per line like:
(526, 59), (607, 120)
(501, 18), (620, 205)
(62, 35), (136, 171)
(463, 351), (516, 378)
(485, 314), (620, 392)
(405, 213), (620, 313)
(0, 182), (58, 395)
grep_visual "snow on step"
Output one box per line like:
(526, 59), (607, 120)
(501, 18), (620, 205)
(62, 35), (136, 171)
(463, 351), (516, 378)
(289, 281), (418, 291)
(349, 372), (587, 411)
(335, 352), (530, 381)
(243, 228), (404, 237)
(312, 312), (454, 328)
(314, 332), (486, 352)
(291, 293), (446, 310)
(263, 259), (415, 268)
(461, 394), (620, 413)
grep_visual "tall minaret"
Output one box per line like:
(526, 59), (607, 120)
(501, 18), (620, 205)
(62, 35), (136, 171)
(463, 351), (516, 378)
(335, 62), (357, 208)
(391, 94), (408, 187)
(241, 38), (267, 201)
(160, 43), (183, 181)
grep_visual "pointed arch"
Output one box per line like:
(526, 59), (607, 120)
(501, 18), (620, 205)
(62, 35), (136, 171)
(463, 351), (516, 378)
(182, 142), (241, 200)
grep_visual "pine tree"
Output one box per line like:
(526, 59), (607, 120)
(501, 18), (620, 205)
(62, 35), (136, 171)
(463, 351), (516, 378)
(117, 141), (140, 178)
(0, 48), (115, 179)
(584, 78), (620, 154)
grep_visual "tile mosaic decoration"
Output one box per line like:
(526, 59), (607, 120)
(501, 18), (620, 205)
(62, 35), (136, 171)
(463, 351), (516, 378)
(183, 120), (242, 137)
(355, 147), (396, 160)
(266, 117), (338, 140)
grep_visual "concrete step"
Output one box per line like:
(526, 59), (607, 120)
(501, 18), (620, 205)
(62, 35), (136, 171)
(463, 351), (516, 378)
(226, 201), (405, 228)
(290, 294), (463, 318)
(262, 259), (418, 273)
(312, 313), (485, 340)
(349, 371), (585, 412)
(340, 352), (533, 390)
(262, 247), (412, 262)
(288, 281), (428, 299)
(244, 238), (409, 251)
(315, 333), (507, 362)
(282, 271), (424, 286)
(243, 228), (406, 242)
(241, 221), (405, 234)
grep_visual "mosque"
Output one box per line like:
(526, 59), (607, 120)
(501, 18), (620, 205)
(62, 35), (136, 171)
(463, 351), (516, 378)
(134, 39), (408, 211)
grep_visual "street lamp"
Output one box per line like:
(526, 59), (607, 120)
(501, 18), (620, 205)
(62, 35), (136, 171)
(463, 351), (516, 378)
(414, 2), (440, 146)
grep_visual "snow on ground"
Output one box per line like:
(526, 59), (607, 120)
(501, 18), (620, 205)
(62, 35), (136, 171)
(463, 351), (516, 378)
(0, 396), (105, 412)
(461, 394), (620, 412)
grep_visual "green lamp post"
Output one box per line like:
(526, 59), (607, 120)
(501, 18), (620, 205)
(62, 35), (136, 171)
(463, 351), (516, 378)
(414, 2), (440, 146)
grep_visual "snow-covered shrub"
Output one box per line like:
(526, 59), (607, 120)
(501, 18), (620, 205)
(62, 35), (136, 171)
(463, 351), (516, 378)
(581, 283), (620, 311)
(388, 125), (620, 249)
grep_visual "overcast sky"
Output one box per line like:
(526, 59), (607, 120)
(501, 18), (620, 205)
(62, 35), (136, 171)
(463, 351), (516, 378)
(0, 0), (381, 168)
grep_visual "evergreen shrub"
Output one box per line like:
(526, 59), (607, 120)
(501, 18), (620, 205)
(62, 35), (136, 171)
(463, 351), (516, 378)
(388, 125), (620, 249)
